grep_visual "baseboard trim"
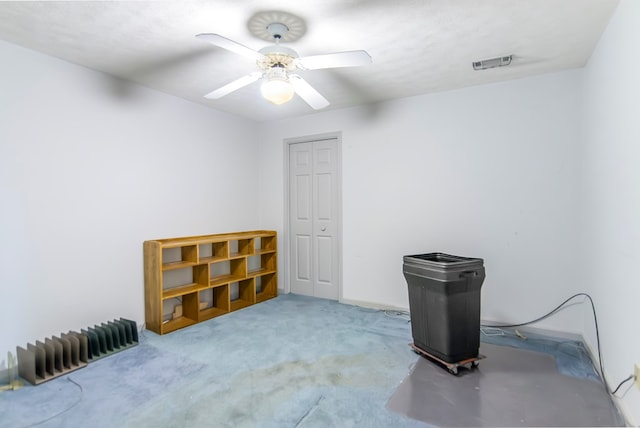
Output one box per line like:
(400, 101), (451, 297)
(479, 321), (584, 342)
(339, 297), (409, 313)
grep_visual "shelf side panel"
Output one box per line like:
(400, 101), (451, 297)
(144, 241), (162, 334)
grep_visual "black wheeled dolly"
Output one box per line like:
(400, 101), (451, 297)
(410, 343), (485, 375)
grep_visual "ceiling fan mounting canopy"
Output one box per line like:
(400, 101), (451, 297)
(247, 10), (306, 43)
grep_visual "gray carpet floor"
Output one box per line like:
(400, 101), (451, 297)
(0, 294), (623, 427)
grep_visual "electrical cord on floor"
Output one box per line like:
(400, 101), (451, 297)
(384, 310), (411, 321)
(482, 293), (589, 329)
(611, 374), (634, 395)
(24, 376), (84, 427)
(356, 305), (410, 321)
(481, 292), (633, 397)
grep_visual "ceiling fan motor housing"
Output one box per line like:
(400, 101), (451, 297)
(255, 22), (300, 70)
(258, 45), (298, 70)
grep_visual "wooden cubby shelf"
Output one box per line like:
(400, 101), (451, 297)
(144, 230), (278, 335)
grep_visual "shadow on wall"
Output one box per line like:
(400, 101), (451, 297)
(100, 46), (214, 101)
(301, 67), (385, 120)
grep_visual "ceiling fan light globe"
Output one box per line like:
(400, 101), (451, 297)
(261, 78), (295, 105)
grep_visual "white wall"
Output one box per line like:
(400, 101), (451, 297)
(259, 70), (584, 333)
(581, 0), (640, 423)
(0, 40), (260, 359)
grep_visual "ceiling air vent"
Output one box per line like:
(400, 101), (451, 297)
(472, 55), (512, 70)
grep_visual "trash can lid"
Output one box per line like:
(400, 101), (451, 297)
(403, 252), (483, 268)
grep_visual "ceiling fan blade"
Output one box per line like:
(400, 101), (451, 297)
(204, 72), (263, 99)
(196, 33), (265, 61)
(295, 50), (372, 70)
(289, 75), (330, 110)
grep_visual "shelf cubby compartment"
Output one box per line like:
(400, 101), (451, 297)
(193, 264), (210, 288)
(161, 245), (198, 270)
(198, 241), (228, 264)
(230, 238), (254, 258)
(162, 267), (198, 298)
(247, 254), (260, 273)
(229, 279), (256, 311)
(256, 273), (278, 303)
(161, 266), (199, 334)
(161, 292), (199, 334)
(248, 252), (277, 277)
(198, 286), (230, 322)
(254, 235), (277, 255)
(230, 257), (247, 278)
(209, 258), (246, 287)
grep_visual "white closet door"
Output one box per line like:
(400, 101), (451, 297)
(289, 137), (340, 300)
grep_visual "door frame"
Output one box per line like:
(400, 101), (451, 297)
(283, 131), (343, 301)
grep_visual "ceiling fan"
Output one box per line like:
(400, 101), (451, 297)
(196, 22), (372, 109)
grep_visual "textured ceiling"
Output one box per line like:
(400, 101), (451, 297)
(0, 0), (619, 122)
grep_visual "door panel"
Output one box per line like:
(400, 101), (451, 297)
(316, 146), (332, 166)
(316, 173), (332, 220)
(295, 235), (311, 281)
(295, 175), (311, 220)
(295, 149), (310, 167)
(290, 143), (314, 296)
(314, 235), (334, 299)
(316, 236), (333, 283)
(312, 139), (339, 300)
(289, 137), (340, 300)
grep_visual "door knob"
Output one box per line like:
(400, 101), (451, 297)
(321, 226), (326, 231)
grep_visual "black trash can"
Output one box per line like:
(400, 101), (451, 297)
(403, 253), (485, 363)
